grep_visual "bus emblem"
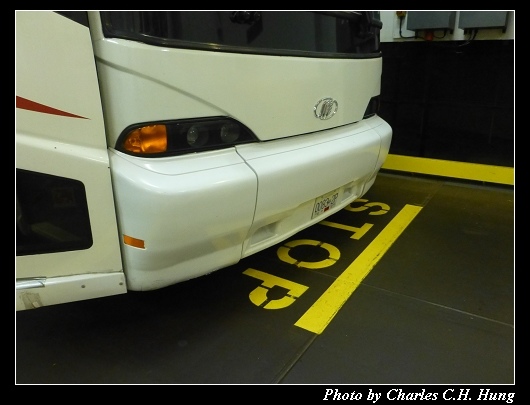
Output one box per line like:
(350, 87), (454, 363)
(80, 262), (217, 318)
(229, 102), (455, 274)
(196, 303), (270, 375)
(314, 98), (338, 120)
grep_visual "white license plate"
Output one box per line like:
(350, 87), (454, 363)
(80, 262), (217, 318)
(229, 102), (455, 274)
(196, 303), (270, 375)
(311, 188), (340, 219)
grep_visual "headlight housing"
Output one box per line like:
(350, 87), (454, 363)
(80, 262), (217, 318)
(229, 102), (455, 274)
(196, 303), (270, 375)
(116, 117), (257, 157)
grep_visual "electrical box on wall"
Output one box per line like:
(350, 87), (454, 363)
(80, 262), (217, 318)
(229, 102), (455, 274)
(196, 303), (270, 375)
(458, 11), (509, 31)
(406, 11), (456, 31)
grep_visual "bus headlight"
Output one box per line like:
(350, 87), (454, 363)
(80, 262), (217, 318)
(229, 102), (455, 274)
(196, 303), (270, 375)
(117, 117), (257, 157)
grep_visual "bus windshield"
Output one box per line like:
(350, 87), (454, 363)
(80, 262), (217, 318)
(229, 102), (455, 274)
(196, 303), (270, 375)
(99, 11), (382, 58)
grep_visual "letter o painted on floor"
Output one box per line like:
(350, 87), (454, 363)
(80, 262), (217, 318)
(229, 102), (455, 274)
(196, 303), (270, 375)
(277, 239), (340, 269)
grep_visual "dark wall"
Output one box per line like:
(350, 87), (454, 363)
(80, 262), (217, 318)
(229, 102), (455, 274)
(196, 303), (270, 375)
(379, 39), (514, 167)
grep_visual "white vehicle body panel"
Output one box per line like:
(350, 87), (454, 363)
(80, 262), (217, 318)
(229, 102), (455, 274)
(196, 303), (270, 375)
(16, 11), (392, 306)
(110, 116), (390, 291)
(238, 116), (391, 257)
(16, 11), (126, 309)
(109, 148), (258, 290)
(92, 39), (383, 144)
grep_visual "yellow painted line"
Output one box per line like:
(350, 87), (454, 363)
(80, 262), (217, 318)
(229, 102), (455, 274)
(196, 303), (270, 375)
(382, 154), (514, 186)
(295, 204), (422, 334)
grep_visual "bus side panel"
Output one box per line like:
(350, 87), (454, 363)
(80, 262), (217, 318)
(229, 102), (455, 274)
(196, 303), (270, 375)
(15, 11), (127, 310)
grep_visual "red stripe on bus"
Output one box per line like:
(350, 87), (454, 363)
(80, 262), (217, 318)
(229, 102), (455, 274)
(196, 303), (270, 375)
(16, 96), (88, 119)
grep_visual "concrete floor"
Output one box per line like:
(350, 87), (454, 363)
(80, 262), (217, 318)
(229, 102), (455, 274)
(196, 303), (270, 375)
(15, 172), (514, 385)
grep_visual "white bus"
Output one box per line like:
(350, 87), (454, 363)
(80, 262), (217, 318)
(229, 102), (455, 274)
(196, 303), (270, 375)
(15, 11), (392, 310)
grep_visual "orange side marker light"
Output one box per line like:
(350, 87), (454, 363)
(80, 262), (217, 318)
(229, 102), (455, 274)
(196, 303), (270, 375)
(123, 235), (145, 249)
